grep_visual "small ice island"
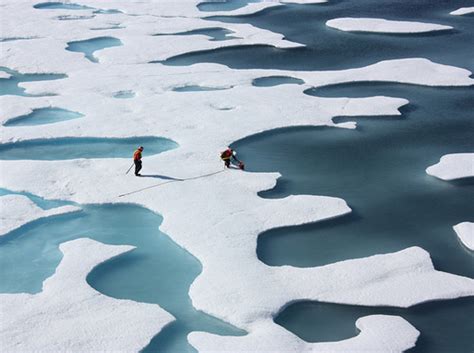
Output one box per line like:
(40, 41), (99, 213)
(326, 17), (453, 33)
(450, 7), (474, 16)
(453, 222), (474, 251)
(426, 153), (474, 181)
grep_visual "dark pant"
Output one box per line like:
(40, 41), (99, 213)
(223, 158), (231, 167)
(134, 160), (142, 175)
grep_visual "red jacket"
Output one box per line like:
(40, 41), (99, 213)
(221, 149), (233, 160)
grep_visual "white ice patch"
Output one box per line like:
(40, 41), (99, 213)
(453, 222), (474, 251)
(0, 194), (80, 236)
(326, 17), (453, 33)
(189, 315), (419, 353)
(0, 71), (12, 79)
(305, 58), (474, 87)
(0, 238), (175, 352)
(450, 7), (474, 16)
(426, 153), (474, 180)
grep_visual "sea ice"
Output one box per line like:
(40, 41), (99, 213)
(189, 315), (419, 353)
(0, 194), (80, 236)
(0, 71), (12, 79)
(326, 18), (453, 33)
(0, 238), (174, 351)
(450, 7), (474, 16)
(453, 222), (474, 251)
(1, 1), (474, 352)
(426, 153), (474, 180)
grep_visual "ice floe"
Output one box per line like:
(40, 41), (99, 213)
(426, 153), (474, 180)
(453, 222), (474, 251)
(326, 18), (453, 33)
(189, 315), (419, 352)
(450, 7), (474, 16)
(0, 71), (12, 79)
(0, 238), (174, 351)
(0, 194), (80, 236)
(1, 1), (474, 352)
(189, 243), (474, 329)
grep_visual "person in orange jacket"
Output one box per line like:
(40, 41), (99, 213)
(133, 146), (144, 176)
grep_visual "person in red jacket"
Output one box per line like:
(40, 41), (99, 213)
(220, 147), (244, 169)
(133, 146), (144, 176)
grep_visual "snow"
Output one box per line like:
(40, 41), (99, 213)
(450, 7), (474, 16)
(453, 222), (474, 251)
(189, 244), (474, 328)
(1, 1), (474, 352)
(0, 71), (11, 79)
(426, 153), (474, 180)
(326, 18), (453, 33)
(280, 58), (473, 88)
(0, 238), (175, 352)
(0, 194), (80, 236)
(190, 315), (419, 353)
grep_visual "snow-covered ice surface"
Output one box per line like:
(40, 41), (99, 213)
(453, 222), (474, 251)
(426, 153), (474, 180)
(1, 0), (474, 352)
(0, 194), (80, 236)
(0, 238), (175, 351)
(450, 7), (474, 16)
(190, 315), (419, 353)
(326, 18), (453, 33)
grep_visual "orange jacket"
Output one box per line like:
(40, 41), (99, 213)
(133, 149), (142, 161)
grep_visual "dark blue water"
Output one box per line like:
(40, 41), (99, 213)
(210, 1), (474, 351)
(276, 299), (474, 353)
(155, 28), (237, 41)
(163, 0), (473, 72)
(197, 0), (259, 12)
(0, 201), (244, 353)
(235, 84), (474, 353)
(66, 37), (122, 63)
(3, 107), (84, 126)
(235, 84), (474, 277)
(0, 67), (66, 96)
(0, 137), (177, 160)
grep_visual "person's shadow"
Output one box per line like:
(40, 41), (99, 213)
(139, 174), (183, 181)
